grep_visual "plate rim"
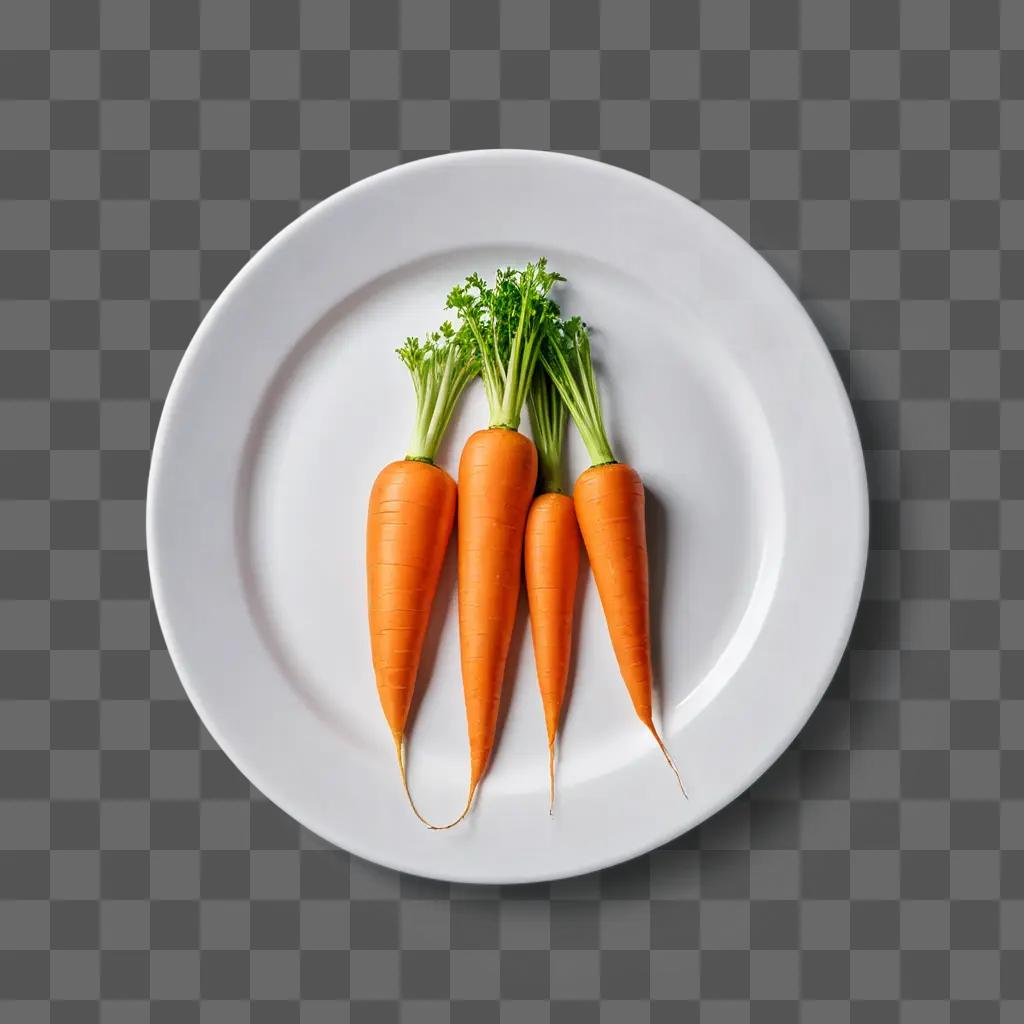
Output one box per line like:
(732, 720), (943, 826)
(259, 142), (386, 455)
(148, 149), (869, 883)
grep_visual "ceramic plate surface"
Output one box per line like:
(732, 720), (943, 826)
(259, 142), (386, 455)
(148, 150), (867, 883)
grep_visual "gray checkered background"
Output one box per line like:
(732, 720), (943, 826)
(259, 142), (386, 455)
(1, 0), (1022, 1019)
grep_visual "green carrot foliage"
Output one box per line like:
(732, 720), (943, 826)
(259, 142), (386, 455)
(539, 316), (616, 467)
(527, 369), (569, 494)
(398, 321), (479, 462)
(446, 258), (564, 431)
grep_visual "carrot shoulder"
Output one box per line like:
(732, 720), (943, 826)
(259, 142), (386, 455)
(541, 317), (684, 794)
(366, 325), (478, 824)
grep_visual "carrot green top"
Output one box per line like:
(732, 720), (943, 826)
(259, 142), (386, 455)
(527, 370), (568, 494)
(446, 258), (563, 431)
(398, 322), (479, 463)
(540, 317), (616, 467)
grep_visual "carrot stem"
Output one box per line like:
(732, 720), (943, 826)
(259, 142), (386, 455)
(527, 370), (568, 494)
(398, 322), (479, 462)
(447, 260), (563, 431)
(539, 318), (615, 467)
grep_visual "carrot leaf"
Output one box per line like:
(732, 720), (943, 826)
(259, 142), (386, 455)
(398, 321), (479, 462)
(539, 316), (616, 467)
(447, 259), (564, 431)
(527, 369), (568, 494)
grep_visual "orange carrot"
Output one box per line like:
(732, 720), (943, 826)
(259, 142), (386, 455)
(367, 325), (478, 822)
(541, 318), (684, 793)
(456, 426), (537, 804)
(367, 460), (454, 754)
(439, 260), (563, 824)
(525, 371), (579, 811)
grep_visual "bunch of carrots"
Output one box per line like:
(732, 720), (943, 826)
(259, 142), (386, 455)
(365, 259), (683, 829)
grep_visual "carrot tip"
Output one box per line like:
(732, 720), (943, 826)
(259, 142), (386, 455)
(548, 739), (556, 816)
(644, 720), (687, 799)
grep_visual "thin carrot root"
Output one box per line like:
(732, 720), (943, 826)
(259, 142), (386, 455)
(395, 729), (484, 831)
(548, 741), (556, 816)
(394, 734), (462, 830)
(643, 721), (687, 798)
(426, 781), (478, 831)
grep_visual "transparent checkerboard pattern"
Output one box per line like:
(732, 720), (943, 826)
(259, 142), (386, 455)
(1, 0), (1022, 1019)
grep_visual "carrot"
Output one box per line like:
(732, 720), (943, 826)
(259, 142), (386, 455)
(439, 259), (564, 825)
(525, 371), (579, 812)
(541, 317), (685, 794)
(367, 324), (478, 823)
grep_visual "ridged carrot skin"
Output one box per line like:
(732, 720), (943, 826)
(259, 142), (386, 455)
(574, 461), (679, 782)
(524, 491), (579, 803)
(366, 459), (457, 749)
(457, 427), (538, 798)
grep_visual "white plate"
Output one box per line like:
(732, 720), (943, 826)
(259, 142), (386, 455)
(148, 150), (867, 884)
